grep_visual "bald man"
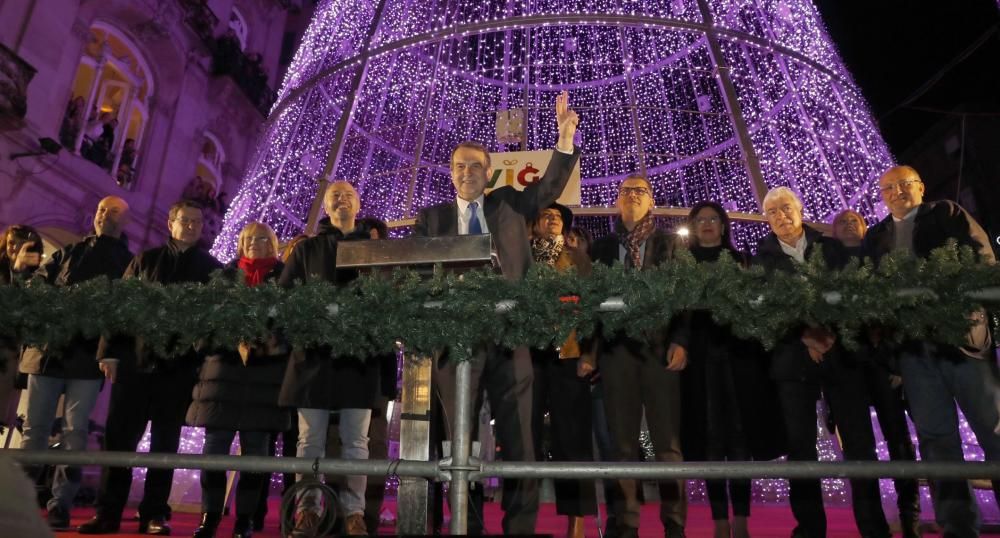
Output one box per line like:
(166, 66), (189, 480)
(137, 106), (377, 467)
(864, 166), (998, 537)
(20, 196), (134, 530)
(278, 181), (384, 536)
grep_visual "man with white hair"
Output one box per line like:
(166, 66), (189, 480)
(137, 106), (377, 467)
(753, 187), (889, 538)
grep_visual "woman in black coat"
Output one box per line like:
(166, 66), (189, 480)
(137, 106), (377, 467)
(187, 222), (291, 538)
(680, 202), (784, 538)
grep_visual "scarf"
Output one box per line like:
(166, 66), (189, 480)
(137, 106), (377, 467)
(238, 256), (278, 287)
(617, 213), (656, 269)
(531, 235), (564, 267)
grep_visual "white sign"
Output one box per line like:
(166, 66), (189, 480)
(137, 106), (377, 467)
(485, 150), (581, 206)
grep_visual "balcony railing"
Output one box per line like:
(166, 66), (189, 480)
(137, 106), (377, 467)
(178, 0), (277, 116)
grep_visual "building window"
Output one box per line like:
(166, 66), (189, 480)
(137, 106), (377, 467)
(183, 133), (228, 247)
(62, 22), (153, 190)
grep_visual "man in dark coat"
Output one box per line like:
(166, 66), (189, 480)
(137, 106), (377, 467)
(753, 187), (887, 538)
(79, 200), (222, 535)
(864, 165), (999, 538)
(278, 181), (380, 536)
(19, 196), (133, 530)
(589, 174), (689, 538)
(412, 90), (580, 535)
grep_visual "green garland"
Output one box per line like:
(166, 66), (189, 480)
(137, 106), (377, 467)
(2, 244), (998, 360)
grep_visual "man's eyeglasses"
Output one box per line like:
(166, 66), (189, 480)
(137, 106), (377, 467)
(172, 217), (203, 227)
(879, 179), (921, 194)
(619, 187), (651, 197)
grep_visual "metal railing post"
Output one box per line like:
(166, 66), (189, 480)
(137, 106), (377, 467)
(449, 358), (475, 534)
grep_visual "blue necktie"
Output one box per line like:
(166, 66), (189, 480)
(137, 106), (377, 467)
(468, 201), (482, 235)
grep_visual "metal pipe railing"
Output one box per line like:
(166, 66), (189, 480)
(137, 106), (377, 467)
(4, 450), (444, 480)
(449, 360), (475, 535)
(7, 450), (1000, 481)
(477, 460), (1000, 481)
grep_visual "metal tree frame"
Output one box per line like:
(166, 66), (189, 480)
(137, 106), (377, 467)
(212, 0), (893, 260)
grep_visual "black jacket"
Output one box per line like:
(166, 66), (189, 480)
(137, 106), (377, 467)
(186, 259), (290, 432)
(123, 238), (223, 285)
(278, 218), (369, 287)
(863, 200), (995, 264)
(97, 239), (223, 374)
(863, 200), (996, 359)
(19, 235), (132, 379)
(589, 223), (688, 356)
(680, 245), (785, 461)
(412, 146), (581, 281)
(752, 227), (851, 383)
(277, 219), (385, 410)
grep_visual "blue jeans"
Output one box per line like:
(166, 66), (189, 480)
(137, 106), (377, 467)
(19, 375), (102, 513)
(296, 408), (371, 515)
(200, 429), (272, 515)
(900, 350), (1000, 538)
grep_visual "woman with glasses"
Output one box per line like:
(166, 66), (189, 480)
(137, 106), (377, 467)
(680, 202), (783, 538)
(187, 221), (291, 538)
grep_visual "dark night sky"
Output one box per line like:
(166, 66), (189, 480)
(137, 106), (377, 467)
(814, 0), (1000, 155)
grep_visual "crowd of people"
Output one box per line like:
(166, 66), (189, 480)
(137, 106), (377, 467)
(2, 91), (998, 538)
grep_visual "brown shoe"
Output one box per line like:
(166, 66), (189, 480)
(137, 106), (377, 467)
(567, 516), (585, 538)
(345, 513), (368, 535)
(289, 509), (322, 538)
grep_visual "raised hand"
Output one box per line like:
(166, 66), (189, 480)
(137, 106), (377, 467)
(555, 90), (579, 152)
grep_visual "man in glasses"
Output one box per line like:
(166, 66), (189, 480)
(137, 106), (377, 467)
(80, 200), (222, 535)
(589, 174), (689, 538)
(864, 165), (998, 537)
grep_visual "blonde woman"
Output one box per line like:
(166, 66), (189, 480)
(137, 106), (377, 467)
(187, 222), (291, 538)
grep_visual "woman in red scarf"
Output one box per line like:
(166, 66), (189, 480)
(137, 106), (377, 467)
(187, 222), (290, 538)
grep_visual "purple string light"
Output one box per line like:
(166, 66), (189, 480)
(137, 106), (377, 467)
(212, 0), (894, 260)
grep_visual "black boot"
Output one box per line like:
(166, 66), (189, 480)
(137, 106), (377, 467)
(232, 515), (253, 538)
(192, 512), (222, 538)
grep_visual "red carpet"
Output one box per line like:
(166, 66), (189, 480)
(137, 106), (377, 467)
(46, 500), (1000, 537)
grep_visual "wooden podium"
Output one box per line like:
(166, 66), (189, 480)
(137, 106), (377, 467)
(336, 234), (492, 534)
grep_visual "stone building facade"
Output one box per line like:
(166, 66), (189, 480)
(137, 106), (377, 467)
(0, 0), (294, 253)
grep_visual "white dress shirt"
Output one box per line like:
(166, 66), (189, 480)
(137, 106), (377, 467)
(455, 194), (489, 235)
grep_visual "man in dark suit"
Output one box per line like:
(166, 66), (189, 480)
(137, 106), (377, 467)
(80, 200), (222, 536)
(864, 165), (998, 538)
(412, 90), (580, 534)
(589, 174), (689, 538)
(753, 187), (887, 538)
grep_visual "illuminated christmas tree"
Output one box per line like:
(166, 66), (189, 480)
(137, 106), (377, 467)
(213, 0), (894, 258)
